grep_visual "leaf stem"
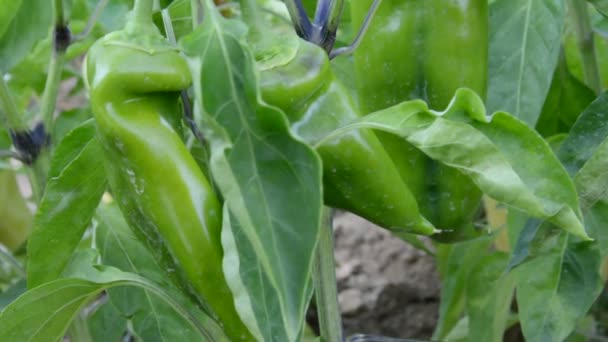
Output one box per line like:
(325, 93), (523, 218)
(312, 209), (343, 342)
(569, 0), (602, 94)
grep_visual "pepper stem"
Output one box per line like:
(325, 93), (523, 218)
(312, 209), (343, 342)
(127, 0), (157, 34)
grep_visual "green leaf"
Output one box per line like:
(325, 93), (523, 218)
(221, 205), (313, 341)
(27, 120), (107, 287)
(574, 138), (608, 210)
(584, 199), (608, 257)
(88, 0), (132, 33)
(515, 238), (602, 342)
(0, 251), (223, 342)
(95, 201), (222, 341)
(567, 94), (608, 257)
(487, 0), (566, 126)
(590, 0), (608, 17)
(180, 4), (323, 341)
(432, 238), (494, 340)
(536, 53), (596, 137)
(320, 88), (587, 239)
(466, 253), (515, 342)
(0, 0), (22, 38)
(508, 92), (608, 341)
(0, 170), (32, 250)
(0, 0), (52, 72)
(87, 301), (127, 342)
(153, 0), (194, 41)
(559, 91), (608, 177)
(53, 108), (93, 144)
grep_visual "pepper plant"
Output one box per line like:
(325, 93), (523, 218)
(1, 0), (608, 341)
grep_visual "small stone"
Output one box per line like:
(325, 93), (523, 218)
(339, 288), (364, 315)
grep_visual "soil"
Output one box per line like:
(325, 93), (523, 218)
(332, 212), (440, 340)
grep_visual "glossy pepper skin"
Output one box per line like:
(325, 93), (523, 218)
(260, 39), (435, 235)
(85, 23), (252, 341)
(351, 0), (488, 241)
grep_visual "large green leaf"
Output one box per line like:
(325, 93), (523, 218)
(432, 238), (494, 340)
(515, 238), (602, 342)
(0, 0), (52, 72)
(319, 88), (586, 239)
(536, 53), (596, 137)
(511, 92), (608, 342)
(0, 0), (22, 38)
(221, 205), (313, 341)
(559, 92), (608, 176)
(87, 301), (128, 342)
(487, 0), (566, 126)
(27, 120), (107, 287)
(0, 250), (224, 342)
(95, 201), (216, 342)
(571, 95), (608, 250)
(180, 2), (323, 340)
(466, 253), (515, 342)
(590, 0), (608, 17)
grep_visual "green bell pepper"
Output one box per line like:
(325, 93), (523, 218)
(351, 0), (488, 241)
(259, 38), (436, 236)
(85, 4), (252, 340)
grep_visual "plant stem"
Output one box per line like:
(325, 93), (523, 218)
(569, 0), (602, 94)
(54, 0), (65, 25)
(312, 209), (343, 342)
(40, 51), (65, 131)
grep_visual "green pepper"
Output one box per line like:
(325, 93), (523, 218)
(259, 38), (436, 236)
(85, 5), (252, 340)
(351, 0), (488, 241)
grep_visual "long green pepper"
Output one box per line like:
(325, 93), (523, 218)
(351, 0), (488, 241)
(85, 3), (252, 340)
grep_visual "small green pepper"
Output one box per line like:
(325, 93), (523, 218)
(351, 0), (488, 241)
(85, 5), (252, 340)
(259, 38), (436, 236)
